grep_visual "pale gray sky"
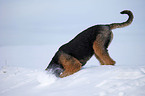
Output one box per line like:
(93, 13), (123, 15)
(0, 0), (145, 46)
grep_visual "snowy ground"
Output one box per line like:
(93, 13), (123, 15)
(0, 66), (145, 96)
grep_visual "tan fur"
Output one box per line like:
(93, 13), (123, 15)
(58, 52), (82, 78)
(93, 34), (115, 65)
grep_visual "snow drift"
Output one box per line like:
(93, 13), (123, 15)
(0, 66), (145, 96)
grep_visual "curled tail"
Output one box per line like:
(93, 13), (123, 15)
(110, 10), (134, 30)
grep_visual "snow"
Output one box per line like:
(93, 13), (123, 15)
(0, 66), (145, 96)
(1, 0), (145, 96)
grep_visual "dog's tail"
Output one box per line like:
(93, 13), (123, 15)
(109, 10), (134, 30)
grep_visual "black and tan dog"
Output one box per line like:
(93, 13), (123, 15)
(46, 10), (133, 78)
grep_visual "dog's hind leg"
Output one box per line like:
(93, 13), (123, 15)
(93, 34), (115, 65)
(58, 52), (82, 78)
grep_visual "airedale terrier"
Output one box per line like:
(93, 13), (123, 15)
(46, 10), (134, 78)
